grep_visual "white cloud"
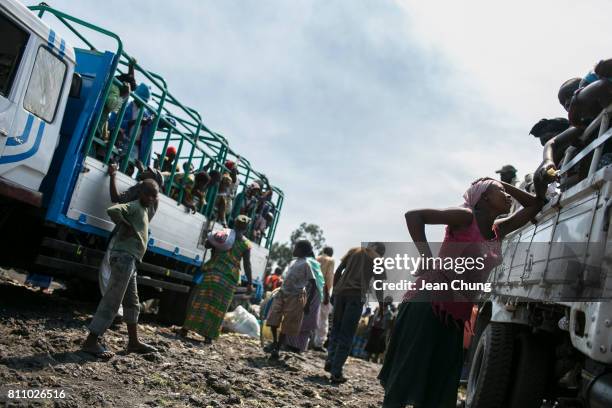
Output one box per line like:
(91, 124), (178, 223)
(397, 0), (612, 123)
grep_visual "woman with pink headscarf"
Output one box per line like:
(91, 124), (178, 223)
(378, 178), (544, 408)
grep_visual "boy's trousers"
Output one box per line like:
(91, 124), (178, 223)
(89, 251), (140, 336)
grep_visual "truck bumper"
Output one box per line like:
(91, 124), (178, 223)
(0, 176), (42, 207)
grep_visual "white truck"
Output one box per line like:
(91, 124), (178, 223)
(466, 107), (612, 407)
(0, 1), (284, 322)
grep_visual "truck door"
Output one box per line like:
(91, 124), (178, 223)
(0, 10), (30, 158)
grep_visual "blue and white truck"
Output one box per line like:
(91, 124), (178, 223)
(0, 0), (284, 323)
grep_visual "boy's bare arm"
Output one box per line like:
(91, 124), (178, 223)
(108, 164), (121, 203)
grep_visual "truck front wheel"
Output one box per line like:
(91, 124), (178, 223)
(466, 322), (515, 408)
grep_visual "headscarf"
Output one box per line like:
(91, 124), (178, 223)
(462, 179), (503, 209)
(306, 257), (325, 301)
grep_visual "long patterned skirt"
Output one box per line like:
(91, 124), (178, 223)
(183, 269), (236, 339)
(284, 292), (321, 351)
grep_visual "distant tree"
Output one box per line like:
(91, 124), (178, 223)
(290, 223), (326, 253)
(269, 222), (326, 269)
(269, 242), (292, 270)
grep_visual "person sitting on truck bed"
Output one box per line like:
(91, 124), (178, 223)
(530, 118), (570, 147)
(169, 162), (195, 199)
(545, 62), (612, 172)
(184, 169), (221, 213)
(379, 177), (544, 408)
(529, 118), (570, 195)
(214, 169), (238, 226)
(215, 161), (243, 226)
(533, 79), (592, 192)
(223, 160), (240, 218)
(109, 83), (154, 174)
(153, 146), (178, 173)
(252, 200), (274, 243)
(233, 182), (260, 218)
(567, 59), (612, 128)
(96, 58), (137, 155)
(81, 179), (160, 359)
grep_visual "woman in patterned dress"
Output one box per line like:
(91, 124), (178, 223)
(180, 215), (253, 343)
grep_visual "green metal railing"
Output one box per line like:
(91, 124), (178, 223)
(30, 3), (284, 250)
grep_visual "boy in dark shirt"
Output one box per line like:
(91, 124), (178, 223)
(326, 242), (386, 383)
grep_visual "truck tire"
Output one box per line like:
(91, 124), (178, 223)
(463, 308), (490, 383)
(506, 333), (550, 408)
(466, 322), (515, 408)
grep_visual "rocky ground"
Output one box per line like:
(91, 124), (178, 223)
(0, 270), (386, 407)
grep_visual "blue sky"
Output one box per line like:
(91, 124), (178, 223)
(25, 0), (612, 258)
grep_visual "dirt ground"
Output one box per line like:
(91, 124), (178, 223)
(0, 269), (386, 408)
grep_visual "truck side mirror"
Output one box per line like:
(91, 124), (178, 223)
(69, 72), (82, 98)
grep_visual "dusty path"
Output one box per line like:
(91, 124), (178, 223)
(0, 270), (384, 407)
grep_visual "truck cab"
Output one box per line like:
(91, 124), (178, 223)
(0, 0), (75, 207)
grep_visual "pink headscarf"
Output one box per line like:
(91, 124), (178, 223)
(462, 179), (503, 209)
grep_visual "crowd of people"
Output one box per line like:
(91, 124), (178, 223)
(350, 303), (396, 363)
(76, 56), (612, 407)
(84, 177), (394, 386)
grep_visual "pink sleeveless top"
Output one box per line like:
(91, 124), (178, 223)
(403, 215), (502, 323)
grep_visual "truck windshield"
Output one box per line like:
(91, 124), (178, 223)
(23, 46), (66, 122)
